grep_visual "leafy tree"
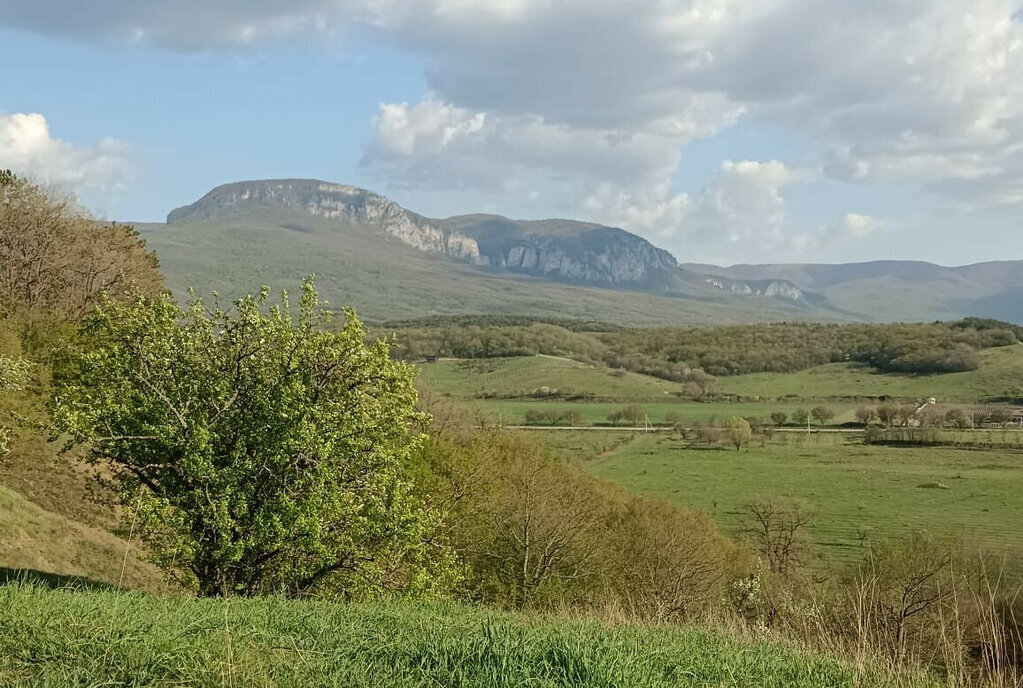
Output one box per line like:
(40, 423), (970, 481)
(810, 406), (835, 427)
(606, 410), (625, 426)
(723, 416), (752, 451)
(770, 411), (788, 427)
(621, 404), (646, 427)
(51, 280), (448, 598)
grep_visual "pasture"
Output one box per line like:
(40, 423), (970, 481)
(551, 431), (1023, 566)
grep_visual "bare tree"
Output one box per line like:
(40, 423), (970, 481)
(742, 499), (817, 576)
(0, 170), (163, 319)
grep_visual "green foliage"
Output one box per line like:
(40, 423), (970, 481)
(724, 416), (753, 450)
(51, 279), (451, 598)
(0, 353), (30, 455)
(392, 319), (1020, 383)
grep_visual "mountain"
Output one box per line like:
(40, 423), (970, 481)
(142, 179), (823, 326)
(142, 178), (1023, 325)
(683, 261), (1023, 323)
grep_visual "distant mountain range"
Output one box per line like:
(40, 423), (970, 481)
(137, 179), (1022, 326)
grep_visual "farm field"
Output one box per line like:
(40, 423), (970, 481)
(717, 345), (1023, 403)
(552, 432), (1023, 566)
(0, 584), (941, 688)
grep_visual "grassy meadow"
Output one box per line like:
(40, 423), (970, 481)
(0, 584), (941, 688)
(566, 431), (1023, 566)
(717, 345), (1023, 403)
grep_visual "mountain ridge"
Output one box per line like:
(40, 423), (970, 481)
(145, 178), (1022, 324)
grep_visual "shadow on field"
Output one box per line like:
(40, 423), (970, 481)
(0, 567), (112, 591)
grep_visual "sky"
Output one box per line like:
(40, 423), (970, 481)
(2, 0), (1022, 266)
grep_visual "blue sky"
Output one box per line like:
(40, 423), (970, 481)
(2, 1), (1022, 266)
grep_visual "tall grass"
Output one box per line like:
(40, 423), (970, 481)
(0, 584), (942, 688)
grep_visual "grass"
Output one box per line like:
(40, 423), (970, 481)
(717, 346), (1023, 403)
(417, 356), (682, 401)
(139, 213), (814, 327)
(0, 585), (942, 687)
(576, 432), (1023, 566)
(0, 485), (164, 591)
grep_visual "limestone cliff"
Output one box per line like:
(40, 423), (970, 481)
(167, 179), (482, 263)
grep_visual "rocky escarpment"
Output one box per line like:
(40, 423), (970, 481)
(439, 215), (680, 288)
(703, 276), (804, 301)
(168, 182), (686, 291)
(167, 179), (482, 263)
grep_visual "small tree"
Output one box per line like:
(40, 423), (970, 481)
(770, 411), (788, 427)
(742, 499), (816, 576)
(945, 407), (970, 429)
(877, 404), (899, 427)
(724, 416), (752, 451)
(792, 407), (810, 427)
(52, 280), (447, 598)
(559, 410), (584, 427)
(811, 406), (835, 427)
(621, 404), (646, 427)
(855, 406), (877, 426)
(607, 410), (625, 426)
(665, 411), (685, 434)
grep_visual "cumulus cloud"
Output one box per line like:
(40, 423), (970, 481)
(9, 0), (1023, 256)
(838, 213), (882, 239)
(0, 113), (132, 194)
(362, 96), (722, 194)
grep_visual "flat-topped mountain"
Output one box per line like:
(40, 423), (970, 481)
(165, 179), (716, 293)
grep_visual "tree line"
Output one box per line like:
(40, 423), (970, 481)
(385, 317), (1021, 383)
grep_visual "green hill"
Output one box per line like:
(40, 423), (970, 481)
(0, 585), (939, 688)
(716, 345), (1023, 403)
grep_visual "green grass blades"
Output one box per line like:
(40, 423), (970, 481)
(0, 585), (941, 687)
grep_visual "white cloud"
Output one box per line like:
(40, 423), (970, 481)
(0, 113), (132, 194)
(838, 213), (882, 239)
(8, 0), (1023, 258)
(362, 97), (728, 194)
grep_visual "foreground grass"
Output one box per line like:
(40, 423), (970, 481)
(0, 585), (941, 688)
(581, 433), (1023, 565)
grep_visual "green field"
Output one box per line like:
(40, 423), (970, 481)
(0, 584), (940, 688)
(572, 432), (1023, 566)
(718, 346), (1023, 403)
(417, 356), (681, 401)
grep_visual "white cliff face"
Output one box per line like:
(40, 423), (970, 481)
(168, 180), (483, 264)
(704, 277), (804, 301)
(485, 234), (677, 286)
